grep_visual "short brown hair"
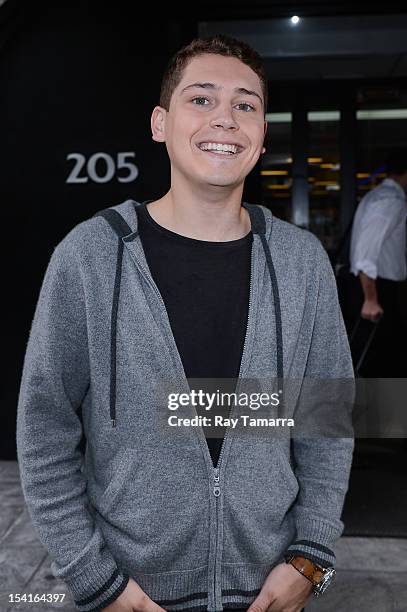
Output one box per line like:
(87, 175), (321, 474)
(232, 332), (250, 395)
(159, 34), (268, 113)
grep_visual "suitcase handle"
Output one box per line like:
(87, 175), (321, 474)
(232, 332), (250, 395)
(350, 314), (383, 375)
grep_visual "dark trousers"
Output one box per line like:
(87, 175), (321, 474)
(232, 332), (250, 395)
(349, 277), (406, 377)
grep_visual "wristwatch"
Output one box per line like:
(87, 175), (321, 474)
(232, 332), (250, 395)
(285, 555), (336, 597)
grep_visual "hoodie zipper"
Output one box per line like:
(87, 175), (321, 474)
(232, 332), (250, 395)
(211, 245), (253, 610)
(212, 466), (221, 610)
(214, 238), (253, 473)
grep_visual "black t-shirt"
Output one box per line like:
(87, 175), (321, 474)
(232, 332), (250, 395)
(136, 201), (252, 467)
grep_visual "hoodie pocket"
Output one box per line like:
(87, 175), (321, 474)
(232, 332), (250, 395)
(222, 438), (299, 565)
(91, 447), (210, 573)
(274, 439), (299, 498)
(95, 448), (137, 516)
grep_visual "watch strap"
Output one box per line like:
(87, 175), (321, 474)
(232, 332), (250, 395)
(286, 555), (325, 586)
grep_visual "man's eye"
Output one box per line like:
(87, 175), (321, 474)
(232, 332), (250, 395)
(191, 97), (210, 105)
(236, 103), (255, 112)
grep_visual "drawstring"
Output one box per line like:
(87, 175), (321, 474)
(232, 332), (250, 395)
(259, 233), (284, 382)
(242, 202), (284, 415)
(106, 202), (283, 427)
(259, 232), (284, 415)
(109, 236), (125, 427)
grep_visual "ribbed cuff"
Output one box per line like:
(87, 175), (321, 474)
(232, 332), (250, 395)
(284, 541), (335, 568)
(285, 517), (342, 567)
(55, 549), (129, 611)
(72, 569), (129, 611)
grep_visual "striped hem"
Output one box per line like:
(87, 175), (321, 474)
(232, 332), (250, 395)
(220, 587), (261, 610)
(100, 560), (280, 611)
(156, 591), (208, 606)
(149, 587), (262, 612)
(156, 592), (208, 611)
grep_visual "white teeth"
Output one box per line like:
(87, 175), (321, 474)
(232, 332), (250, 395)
(198, 142), (240, 154)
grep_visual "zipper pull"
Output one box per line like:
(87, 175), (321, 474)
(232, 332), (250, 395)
(213, 468), (220, 497)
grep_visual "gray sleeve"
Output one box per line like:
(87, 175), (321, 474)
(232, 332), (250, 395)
(16, 240), (129, 611)
(285, 238), (355, 568)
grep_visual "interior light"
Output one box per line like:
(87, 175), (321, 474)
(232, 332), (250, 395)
(291, 15), (300, 25)
(267, 184), (291, 190)
(357, 109), (407, 120)
(308, 111), (340, 122)
(266, 109), (407, 124)
(261, 170), (289, 176)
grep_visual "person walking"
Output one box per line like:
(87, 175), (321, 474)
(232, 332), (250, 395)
(350, 148), (407, 376)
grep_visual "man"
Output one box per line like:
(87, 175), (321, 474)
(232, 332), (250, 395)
(350, 149), (407, 376)
(17, 35), (354, 612)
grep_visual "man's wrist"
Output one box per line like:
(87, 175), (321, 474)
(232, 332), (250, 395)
(284, 551), (329, 569)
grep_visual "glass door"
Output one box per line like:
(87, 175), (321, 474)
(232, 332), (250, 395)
(261, 107), (343, 257)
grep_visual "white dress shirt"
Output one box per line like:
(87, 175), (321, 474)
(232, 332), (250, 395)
(350, 178), (407, 281)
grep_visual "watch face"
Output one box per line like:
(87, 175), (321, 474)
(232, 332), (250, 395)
(314, 567), (336, 596)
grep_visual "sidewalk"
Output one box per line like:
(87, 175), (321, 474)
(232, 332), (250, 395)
(1, 460), (406, 612)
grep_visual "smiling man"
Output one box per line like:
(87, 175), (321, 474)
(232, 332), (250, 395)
(17, 35), (354, 612)
(148, 51), (267, 229)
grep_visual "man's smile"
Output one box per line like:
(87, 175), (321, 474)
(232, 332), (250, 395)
(196, 141), (245, 157)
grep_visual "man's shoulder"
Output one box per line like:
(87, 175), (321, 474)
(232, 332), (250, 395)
(252, 203), (326, 260)
(363, 180), (405, 210)
(53, 199), (139, 258)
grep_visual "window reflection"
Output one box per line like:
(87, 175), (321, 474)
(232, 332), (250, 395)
(308, 113), (340, 254)
(261, 114), (292, 221)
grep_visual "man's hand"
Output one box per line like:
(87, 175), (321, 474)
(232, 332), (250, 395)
(359, 272), (383, 322)
(361, 298), (384, 322)
(246, 562), (313, 612)
(102, 577), (167, 612)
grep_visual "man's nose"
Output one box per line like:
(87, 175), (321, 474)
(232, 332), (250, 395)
(209, 106), (239, 130)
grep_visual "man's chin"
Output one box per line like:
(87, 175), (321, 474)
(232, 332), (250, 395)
(201, 173), (244, 189)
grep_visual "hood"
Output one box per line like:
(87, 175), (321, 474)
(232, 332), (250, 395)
(92, 200), (283, 427)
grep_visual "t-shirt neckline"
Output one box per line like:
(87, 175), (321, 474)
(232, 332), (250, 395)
(138, 200), (252, 248)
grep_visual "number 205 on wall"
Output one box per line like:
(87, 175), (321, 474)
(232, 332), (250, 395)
(66, 152), (139, 184)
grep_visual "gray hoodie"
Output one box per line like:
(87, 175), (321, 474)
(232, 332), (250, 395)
(16, 200), (354, 612)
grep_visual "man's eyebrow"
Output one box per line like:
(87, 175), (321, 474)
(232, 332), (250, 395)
(234, 87), (263, 104)
(180, 82), (263, 104)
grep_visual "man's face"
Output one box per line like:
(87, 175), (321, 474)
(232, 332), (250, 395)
(151, 53), (267, 190)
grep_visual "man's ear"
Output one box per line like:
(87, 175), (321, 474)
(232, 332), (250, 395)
(151, 106), (167, 143)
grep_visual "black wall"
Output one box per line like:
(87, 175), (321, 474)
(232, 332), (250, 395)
(0, 3), (198, 458)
